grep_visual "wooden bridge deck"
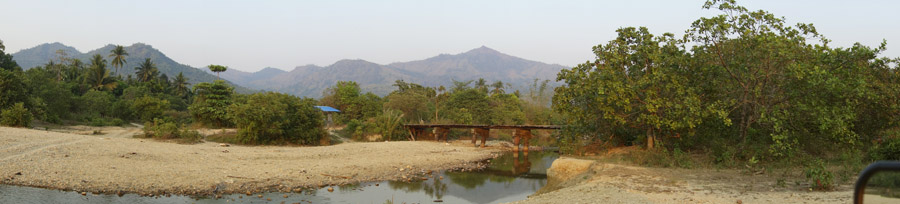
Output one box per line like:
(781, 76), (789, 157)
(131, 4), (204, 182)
(403, 124), (561, 152)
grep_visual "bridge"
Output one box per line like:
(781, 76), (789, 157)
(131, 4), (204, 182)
(403, 124), (561, 152)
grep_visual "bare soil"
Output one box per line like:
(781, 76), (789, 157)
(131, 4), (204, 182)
(0, 126), (498, 196)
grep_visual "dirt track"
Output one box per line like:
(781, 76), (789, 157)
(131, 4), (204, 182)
(0, 126), (498, 196)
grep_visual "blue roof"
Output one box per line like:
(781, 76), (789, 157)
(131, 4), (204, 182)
(314, 106), (340, 112)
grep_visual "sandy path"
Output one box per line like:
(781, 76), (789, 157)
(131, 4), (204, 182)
(0, 127), (498, 196)
(513, 159), (853, 204)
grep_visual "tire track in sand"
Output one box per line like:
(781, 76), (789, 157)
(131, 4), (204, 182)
(0, 136), (88, 162)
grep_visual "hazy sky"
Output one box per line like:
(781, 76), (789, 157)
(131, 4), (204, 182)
(1, 0), (898, 72)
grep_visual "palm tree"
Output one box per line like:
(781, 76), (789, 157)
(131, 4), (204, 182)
(208, 64), (227, 80)
(173, 72), (191, 98)
(491, 81), (505, 95)
(134, 58), (158, 82)
(108, 45), (128, 75)
(85, 54), (117, 91)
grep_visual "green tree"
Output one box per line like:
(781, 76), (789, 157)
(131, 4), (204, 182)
(81, 90), (115, 117)
(442, 88), (490, 124)
(319, 81), (382, 123)
(208, 64), (227, 80)
(85, 54), (118, 91)
(108, 45), (128, 75)
(130, 95), (170, 122)
(172, 72), (191, 98)
(0, 69), (27, 110)
(134, 58), (159, 83)
(189, 80), (233, 127)
(1, 102), (32, 127)
(228, 92), (326, 145)
(0, 39), (20, 71)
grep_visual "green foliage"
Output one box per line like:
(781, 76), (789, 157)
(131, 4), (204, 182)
(228, 92), (326, 145)
(804, 159), (834, 191)
(134, 58), (158, 83)
(141, 118), (202, 143)
(319, 81), (383, 123)
(189, 80), (233, 127)
(207, 64), (227, 80)
(130, 95), (170, 122)
(81, 90), (115, 117)
(553, 0), (900, 165)
(108, 45), (128, 74)
(1, 102), (32, 127)
(0, 68), (28, 110)
(442, 88), (490, 124)
(869, 129), (900, 161)
(0, 39), (20, 72)
(85, 54), (117, 91)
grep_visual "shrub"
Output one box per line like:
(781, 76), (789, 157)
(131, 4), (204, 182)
(141, 118), (202, 143)
(0, 102), (31, 127)
(869, 130), (900, 161)
(228, 92), (325, 145)
(804, 159), (835, 191)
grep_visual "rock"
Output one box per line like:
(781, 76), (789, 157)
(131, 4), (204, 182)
(14, 172), (21, 175)
(434, 199), (443, 202)
(283, 194), (288, 198)
(375, 183), (379, 186)
(546, 158), (595, 182)
(257, 194), (263, 198)
(81, 192), (87, 196)
(327, 187), (334, 192)
(219, 143), (230, 147)
(267, 198), (272, 201)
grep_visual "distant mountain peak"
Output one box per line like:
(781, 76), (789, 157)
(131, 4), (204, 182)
(257, 67), (286, 73)
(464, 46), (502, 55)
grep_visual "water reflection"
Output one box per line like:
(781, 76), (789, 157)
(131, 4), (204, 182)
(0, 151), (558, 204)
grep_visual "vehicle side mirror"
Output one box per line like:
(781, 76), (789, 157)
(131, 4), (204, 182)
(855, 161), (900, 204)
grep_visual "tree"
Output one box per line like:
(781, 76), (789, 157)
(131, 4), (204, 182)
(172, 72), (191, 98)
(0, 69), (27, 110)
(228, 92), (325, 145)
(442, 88), (490, 124)
(384, 80), (432, 122)
(130, 95), (170, 122)
(108, 45), (128, 75)
(1, 102), (32, 127)
(208, 64), (228, 80)
(81, 90), (115, 117)
(189, 80), (233, 127)
(0, 39), (20, 71)
(134, 58), (158, 83)
(319, 81), (382, 123)
(85, 54), (117, 91)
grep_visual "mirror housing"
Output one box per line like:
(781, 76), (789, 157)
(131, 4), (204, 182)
(854, 161), (900, 204)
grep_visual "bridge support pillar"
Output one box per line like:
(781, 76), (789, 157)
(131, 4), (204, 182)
(472, 128), (490, 148)
(513, 129), (532, 152)
(433, 127), (449, 142)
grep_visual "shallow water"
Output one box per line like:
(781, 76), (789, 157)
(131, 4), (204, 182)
(0, 151), (558, 204)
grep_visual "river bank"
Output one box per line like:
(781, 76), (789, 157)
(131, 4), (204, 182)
(512, 157), (854, 204)
(0, 126), (500, 197)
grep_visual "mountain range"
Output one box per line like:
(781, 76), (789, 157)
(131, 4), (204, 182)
(209, 46), (566, 97)
(12, 42), (252, 93)
(13, 43), (566, 97)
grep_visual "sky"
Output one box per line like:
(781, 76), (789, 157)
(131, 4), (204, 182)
(1, 0), (898, 72)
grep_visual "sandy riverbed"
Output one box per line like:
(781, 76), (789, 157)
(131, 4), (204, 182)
(0, 126), (499, 196)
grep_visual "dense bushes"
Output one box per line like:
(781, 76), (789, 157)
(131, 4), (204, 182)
(142, 118), (202, 143)
(228, 92), (326, 145)
(1, 102), (32, 127)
